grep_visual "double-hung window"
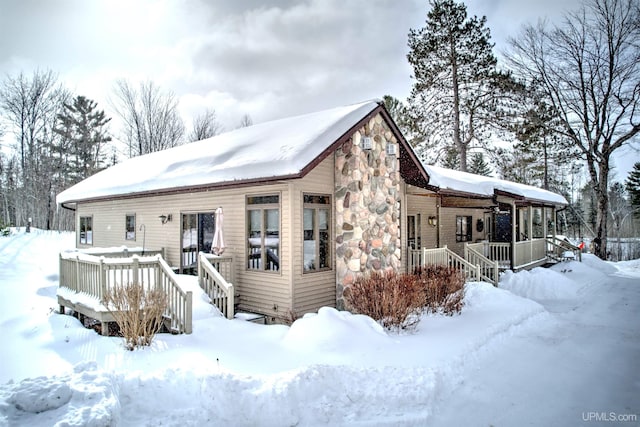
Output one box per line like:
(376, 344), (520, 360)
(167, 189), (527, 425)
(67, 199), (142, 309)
(79, 216), (93, 245)
(247, 195), (280, 271)
(456, 215), (472, 242)
(303, 194), (331, 272)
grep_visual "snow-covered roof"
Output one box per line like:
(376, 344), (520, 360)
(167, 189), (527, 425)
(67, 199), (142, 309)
(423, 164), (568, 206)
(57, 100), (381, 205)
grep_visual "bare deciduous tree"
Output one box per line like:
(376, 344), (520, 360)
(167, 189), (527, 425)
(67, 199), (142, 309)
(0, 69), (71, 229)
(238, 113), (253, 128)
(188, 109), (221, 142)
(506, 0), (640, 259)
(111, 80), (185, 157)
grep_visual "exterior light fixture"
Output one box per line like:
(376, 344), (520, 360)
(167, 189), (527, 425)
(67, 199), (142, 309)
(428, 216), (438, 227)
(159, 214), (172, 224)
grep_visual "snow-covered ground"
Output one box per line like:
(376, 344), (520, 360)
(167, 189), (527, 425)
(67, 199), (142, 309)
(0, 229), (638, 426)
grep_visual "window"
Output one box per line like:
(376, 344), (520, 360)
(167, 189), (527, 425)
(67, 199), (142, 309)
(456, 216), (472, 242)
(532, 207), (544, 238)
(79, 216), (93, 245)
(125, 214), (136, 240)
(303, 194), (331, 272)
(247, 194), (280, 271)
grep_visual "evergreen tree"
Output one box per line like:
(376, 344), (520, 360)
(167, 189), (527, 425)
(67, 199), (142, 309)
(54, 95), (111, 183)
(468, 153), (492, 176)
(407, 0), (523, 171)
(513, 95), (578, 190)
(626, 162), (640, 219)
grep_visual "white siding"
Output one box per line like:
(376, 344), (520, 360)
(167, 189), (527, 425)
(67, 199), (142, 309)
(76, 183), (293, 320)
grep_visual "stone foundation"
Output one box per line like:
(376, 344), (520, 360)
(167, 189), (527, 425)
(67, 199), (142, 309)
(335, 113), (401, 309)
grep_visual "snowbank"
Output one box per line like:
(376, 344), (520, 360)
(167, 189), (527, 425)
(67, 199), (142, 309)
(2, 231), (637, 426)
(500, 267), (582, 300)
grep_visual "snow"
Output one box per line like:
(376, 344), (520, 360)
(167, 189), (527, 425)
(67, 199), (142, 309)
(1, 229), (639, 426)
(424, 164), (568, 205)
(56, 100), (380, 205)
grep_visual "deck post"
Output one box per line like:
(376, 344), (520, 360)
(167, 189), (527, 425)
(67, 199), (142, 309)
(99, 257), (107, 302)
(493, 261), (499, 287)
(132, 255), (139, 286)
(185, 291), (193, 334)
(511, 202), (516, 270)
(75, 255), (81, 292)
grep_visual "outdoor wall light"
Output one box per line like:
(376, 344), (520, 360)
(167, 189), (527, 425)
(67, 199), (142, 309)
(159, 214), (172, 224)
(428, 216), (438, 227)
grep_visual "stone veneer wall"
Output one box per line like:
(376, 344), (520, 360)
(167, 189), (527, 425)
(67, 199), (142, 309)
(335, 113), (402, 310)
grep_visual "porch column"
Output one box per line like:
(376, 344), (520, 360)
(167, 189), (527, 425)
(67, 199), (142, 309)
(511, 201), (516, 270)
(528, 205), (533, 264)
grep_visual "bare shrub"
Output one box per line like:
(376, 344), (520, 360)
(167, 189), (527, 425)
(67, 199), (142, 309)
(415, 265), (465, 315)
(344, 270), (425, 331)
(104, 283), (168, 351)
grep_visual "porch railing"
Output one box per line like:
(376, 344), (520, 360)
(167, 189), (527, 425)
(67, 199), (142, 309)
(514, 238), (547, 269)
(408, 246), (481, 282)
(464, 243), (499, 286)
(466, 242), (511, 269)
(59, 252), (193, 334)
(198, 252), (235, 319)
(546, 237), (582, 262)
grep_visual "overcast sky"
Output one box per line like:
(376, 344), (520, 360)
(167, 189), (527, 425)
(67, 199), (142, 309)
(4, 0), (634, 178)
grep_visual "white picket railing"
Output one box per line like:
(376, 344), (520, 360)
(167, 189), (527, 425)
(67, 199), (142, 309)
(412, 246), (481, 282)
(464, 243), (500, 286)
(545, 236), (582, 262)
(198, 252), (235, 319)
(59, 252), (193, 334)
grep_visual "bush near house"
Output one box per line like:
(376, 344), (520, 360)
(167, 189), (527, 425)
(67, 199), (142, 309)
(414, 265), (465, 316)
(104, 283), (168, 351)
(344, 266), (465, 331)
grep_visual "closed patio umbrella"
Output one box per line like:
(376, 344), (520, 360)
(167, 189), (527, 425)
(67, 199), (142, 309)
(211, 207), (226, 255)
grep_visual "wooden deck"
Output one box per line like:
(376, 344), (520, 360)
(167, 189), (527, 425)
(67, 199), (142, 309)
(58, 250), (235, 335)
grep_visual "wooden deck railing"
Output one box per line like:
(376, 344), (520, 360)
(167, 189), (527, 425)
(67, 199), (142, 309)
(514, 238), (547, 269)
(59, 252), (193, 334)
(546, 237), (582, 262)
(464, 243), (499, 286)
(198, 252), (235, 319)
(466, 242), (511, 269)
(408, 246), (481, 282)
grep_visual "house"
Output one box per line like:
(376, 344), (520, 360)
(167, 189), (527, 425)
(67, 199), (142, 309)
(57, 99), (573, 325)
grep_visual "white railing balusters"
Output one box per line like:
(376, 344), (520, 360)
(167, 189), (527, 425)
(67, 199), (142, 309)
(198, 252), (235, 319)
(59, 252), (193, 334)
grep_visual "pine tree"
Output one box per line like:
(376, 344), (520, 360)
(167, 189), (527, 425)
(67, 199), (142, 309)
(626, 162), (640, 219)
(407, 0), (523, 171)
(54, 95), (111, 183)
(513, 96), (578, 190)
(468, 153), (492, 176)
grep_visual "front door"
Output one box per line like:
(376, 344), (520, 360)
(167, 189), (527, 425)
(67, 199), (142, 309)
(181, 212), (215, 273)
(494, 213), (512, 243)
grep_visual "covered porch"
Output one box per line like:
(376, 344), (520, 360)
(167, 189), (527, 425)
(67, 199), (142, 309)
(407, 186), (580, 286)
(407, 172), (581, 286)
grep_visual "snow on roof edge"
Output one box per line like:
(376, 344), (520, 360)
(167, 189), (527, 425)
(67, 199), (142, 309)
(57, 100), (382, 205)
(423, 164), (567, 206)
